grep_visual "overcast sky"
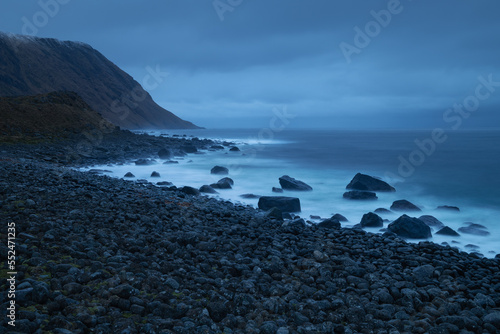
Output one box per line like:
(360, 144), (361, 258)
(1, 1), (500, 129)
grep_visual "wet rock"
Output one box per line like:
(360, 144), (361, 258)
(210, 177), (234, 189)
(240, 194), (260, 199)
(272, 187), (284, 193)
(388, 215), (432, 239)
(390, 199), (421, 212)
(150, 171), (160, 177)
(124, 172), (135, 178)
(332, 213), (348, 222)
(199, 185), (218, 194)
(158, 148), (172, 159)
(211, 166), (229, 175)
(181, 186), (200, 196)
(346, 173), (395, 192)
(135, 158), (155, 166)
(229, 146), (240, 152)
(264, 207), (283, 220)
(317, 218), (341, 229)
(436, 226), (460, 237)
(360, 212), (383, 228)
(279, 175), (313, 191)
(374, 208), (391, 214)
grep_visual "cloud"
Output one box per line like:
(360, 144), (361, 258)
(1, 0), (499, 128)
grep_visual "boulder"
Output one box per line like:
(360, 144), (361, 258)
(436, 205), (460, 212)
(317, 218), (341, 229)
(346, 173), (396, 192)
(360, 212), (384, 228)
(229, 146), (240, 152)
(436, 226), (460, 237)
(210, 145), (225, 150)
(279, 175), (313, 191)
(343, 191), (377, 200)
(124, 172), (135, 178)
(418, 215), (445, 229)
(211, 166), (229, 175)
(390, 200), (421, 211)
(181, 186), (200, 196)
(258, 196), (301, 213)
(150, 171), (160, 178)
(199, 185), (218, 194)
(210, 177), (234, 189)
(332, 213), (348, 222)
(458, 223), (490, 236)
(374, 208), (392, 214)
(388, 215), (432, 239)
(158, 148), (172, 159)
(272, 187), (284, 193)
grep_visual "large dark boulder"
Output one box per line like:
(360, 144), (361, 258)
(388, 215), (432, 239)
(390, 200), (421, 212)
(258, 196), (301, 213)
(360, 212), (384, 228)
(211, 166), (229, 175)
(210, 177), (234, 189)
(343, 191), (377, 200)
(346, 173), (396, 192)
(418, 215), (445, 229)
(279, 175), (313, 191)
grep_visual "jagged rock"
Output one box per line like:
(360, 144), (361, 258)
(279, 175), (313, 191)
(436, 226), (460, 236)
(346, 173), (395, 192)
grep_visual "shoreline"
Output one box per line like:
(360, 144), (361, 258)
(1, 133), (500, 333)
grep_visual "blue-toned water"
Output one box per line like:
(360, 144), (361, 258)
(83, 128), (500, 257)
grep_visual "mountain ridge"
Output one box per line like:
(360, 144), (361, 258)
(0, 32), (200, 130)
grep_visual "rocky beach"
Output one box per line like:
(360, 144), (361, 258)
(1, 132), (500, 334)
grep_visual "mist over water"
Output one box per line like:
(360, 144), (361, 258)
(84, 128), (500, 257)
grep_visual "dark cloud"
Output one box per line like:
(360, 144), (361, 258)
(1, 0), (499, 128)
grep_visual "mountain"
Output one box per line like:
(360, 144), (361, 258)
(0, 32), (200, 130)
(0, 91), (115, 140)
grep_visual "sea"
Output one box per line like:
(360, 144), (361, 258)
(81, 128), (500, 258)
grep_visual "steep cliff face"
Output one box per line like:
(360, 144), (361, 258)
(0, 33), (200, 129)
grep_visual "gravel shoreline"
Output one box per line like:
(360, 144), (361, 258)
(1, 133), (500, 333)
